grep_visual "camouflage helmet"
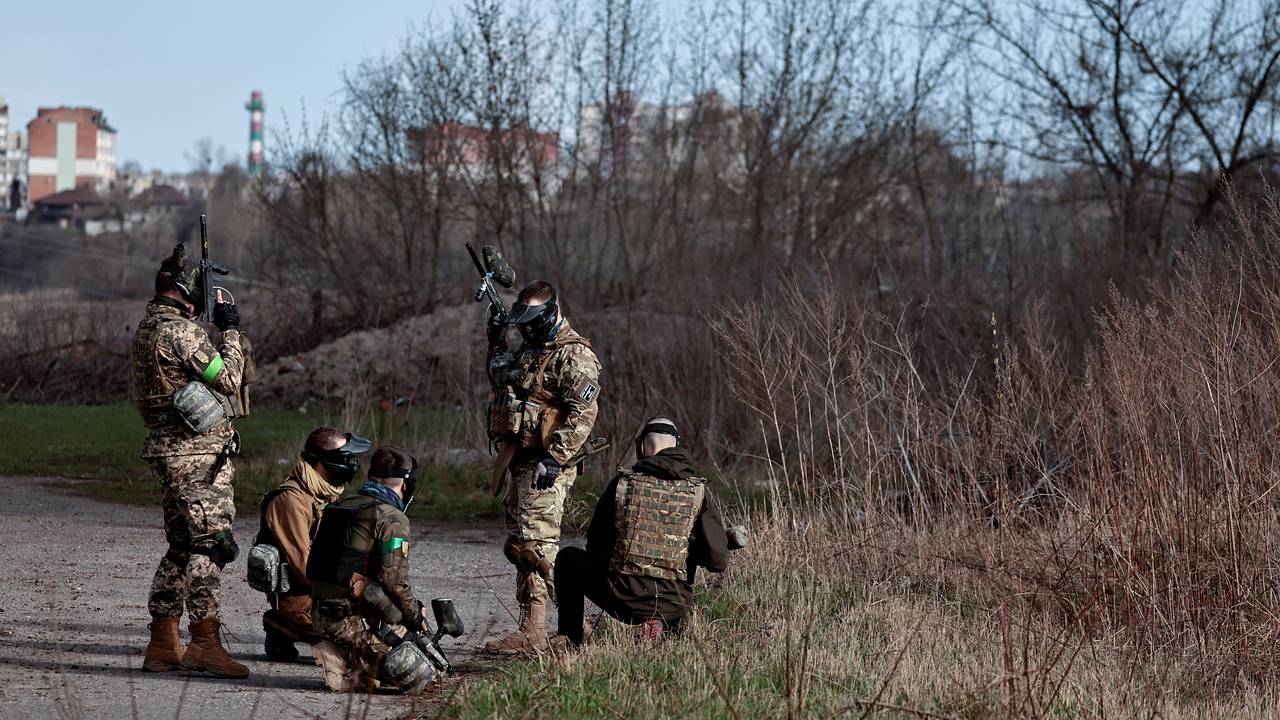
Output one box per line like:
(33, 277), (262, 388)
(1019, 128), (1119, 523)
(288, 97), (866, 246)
(158, 244), (202, 311)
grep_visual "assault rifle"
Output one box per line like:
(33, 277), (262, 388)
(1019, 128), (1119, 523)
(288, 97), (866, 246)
(198, 215), (233, 323)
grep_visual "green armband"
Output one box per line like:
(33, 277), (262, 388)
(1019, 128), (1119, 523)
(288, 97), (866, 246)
(201, 354), (224, 383)
(381, 537), (406, 554)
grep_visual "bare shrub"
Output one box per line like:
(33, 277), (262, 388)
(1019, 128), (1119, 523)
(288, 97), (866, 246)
(711, 187), (1280, 691)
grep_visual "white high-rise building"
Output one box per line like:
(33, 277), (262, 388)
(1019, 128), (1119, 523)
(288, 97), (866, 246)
(0, 97), (24, 210)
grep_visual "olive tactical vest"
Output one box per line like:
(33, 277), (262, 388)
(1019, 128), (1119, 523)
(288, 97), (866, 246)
(308, 495), (379, 600)
(610, 471), (706, 582)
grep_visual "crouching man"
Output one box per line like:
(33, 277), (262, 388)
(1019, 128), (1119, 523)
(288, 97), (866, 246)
(253, 427), (370, 672)
(307, 446), (430, 691)
(555, 417), (729, 646)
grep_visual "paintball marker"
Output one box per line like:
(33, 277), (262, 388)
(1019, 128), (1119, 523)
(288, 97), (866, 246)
(465, 241), (516, 322)
(364, 585), (465, 694)
(198, 215), (233, 323)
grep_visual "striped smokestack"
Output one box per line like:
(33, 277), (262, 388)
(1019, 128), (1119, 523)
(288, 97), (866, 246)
(246, 90), (264, 176)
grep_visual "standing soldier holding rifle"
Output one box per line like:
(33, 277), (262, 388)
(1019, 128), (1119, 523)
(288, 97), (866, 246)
(466, 243), (604, 655)
(132, 217), (257, 678)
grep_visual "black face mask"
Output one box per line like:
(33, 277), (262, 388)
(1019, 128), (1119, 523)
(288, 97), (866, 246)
(635, 421), (680, 459)
(304, 433), (373, 485)
(509, 298), (560, 345)
(372, 458), (420, 510)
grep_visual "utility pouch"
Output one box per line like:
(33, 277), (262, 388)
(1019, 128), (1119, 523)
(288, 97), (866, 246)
(517, 399), (544, 448)
(247, 543), (291, 594)
(489, 388), (523, 438)
(172, 381), (233, 434)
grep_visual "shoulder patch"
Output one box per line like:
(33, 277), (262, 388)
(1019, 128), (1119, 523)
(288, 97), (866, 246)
(578, 381), (599, 403)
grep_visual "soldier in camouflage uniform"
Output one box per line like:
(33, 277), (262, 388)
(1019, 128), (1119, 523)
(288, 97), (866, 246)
(555, 417), (728, 647)
(484, 280), (602, 654)
(132, 244), (256, 678)
(307, 446), (427, 691)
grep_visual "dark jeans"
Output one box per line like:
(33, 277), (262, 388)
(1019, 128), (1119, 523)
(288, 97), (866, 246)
(554, 547), (610, 646)
(556, 547), (685, 645)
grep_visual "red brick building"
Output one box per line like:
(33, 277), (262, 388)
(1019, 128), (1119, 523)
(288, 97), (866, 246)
(27, 107), (117, 207)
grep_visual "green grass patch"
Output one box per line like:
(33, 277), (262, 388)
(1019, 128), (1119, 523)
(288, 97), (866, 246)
(0, 402), (503, 522)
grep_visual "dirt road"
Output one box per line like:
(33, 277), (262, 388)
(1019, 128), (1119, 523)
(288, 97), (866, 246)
(0, 476), (529, 720)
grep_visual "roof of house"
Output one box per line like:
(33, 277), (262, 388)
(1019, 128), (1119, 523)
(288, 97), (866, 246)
(134, 184), (189, 206)
(34, 187), (105, 207)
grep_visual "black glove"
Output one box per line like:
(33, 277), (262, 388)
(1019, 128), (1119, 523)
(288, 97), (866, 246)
(531, 456), (562, 490)
(213, 302), (240, 331)
(487, 308), (508, 350)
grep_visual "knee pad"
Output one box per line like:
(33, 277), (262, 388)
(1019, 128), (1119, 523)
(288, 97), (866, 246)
(165, 545), (191, 566)
(502, 538), (521, 566)
(503, 539), (548, 575)
(192, 529), (239, 568)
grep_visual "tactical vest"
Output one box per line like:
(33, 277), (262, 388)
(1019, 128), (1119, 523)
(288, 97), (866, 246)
(491, 333), (592, 449)
(131, 311), (188, 427)
(255, 480), (324, 548)
(307, 495), (379, 600)
(610, 471), (706, 582)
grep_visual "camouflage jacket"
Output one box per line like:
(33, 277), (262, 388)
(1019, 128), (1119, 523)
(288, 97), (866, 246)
(307, 493), (420, 623)
(131, 300), (246, 458)
(490, 320), (602, 466)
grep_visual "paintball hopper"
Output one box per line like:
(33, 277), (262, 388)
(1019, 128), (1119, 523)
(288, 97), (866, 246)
(482, 246), (516, 288)
(726, 526), (750, 551)
(432, 598), (464, 641)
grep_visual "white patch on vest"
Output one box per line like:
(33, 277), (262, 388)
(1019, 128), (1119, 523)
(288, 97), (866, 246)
(579, 382), (598, 403)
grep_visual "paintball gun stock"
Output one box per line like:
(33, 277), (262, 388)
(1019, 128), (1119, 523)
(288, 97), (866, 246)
(363, 585), (464, 694)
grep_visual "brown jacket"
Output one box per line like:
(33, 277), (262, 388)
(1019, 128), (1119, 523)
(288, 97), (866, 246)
(258, 460), (344, 596)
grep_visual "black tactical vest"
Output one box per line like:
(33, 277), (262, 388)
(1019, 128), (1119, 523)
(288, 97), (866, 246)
(307, 495), (378, 600)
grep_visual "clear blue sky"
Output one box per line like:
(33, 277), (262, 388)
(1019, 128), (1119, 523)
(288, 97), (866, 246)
(0, 0), (464, 172)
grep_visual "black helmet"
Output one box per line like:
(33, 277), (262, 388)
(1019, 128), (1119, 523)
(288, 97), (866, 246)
(509, 281), (561, 345)
(302, 432), (373, 485)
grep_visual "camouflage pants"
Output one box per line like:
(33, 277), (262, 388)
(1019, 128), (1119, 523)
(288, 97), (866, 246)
(312, 601), (390, 681)
(147, 454), (235, 622)
(504, 453), (577, 604)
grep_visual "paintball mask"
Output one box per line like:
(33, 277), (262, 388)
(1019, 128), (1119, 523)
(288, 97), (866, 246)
(303, 432), (373, 485)
(634, 418), (680, 459)
(159, 244), (204, 316)
(509, 293), (560, 345)
(372, 454), (421, 510)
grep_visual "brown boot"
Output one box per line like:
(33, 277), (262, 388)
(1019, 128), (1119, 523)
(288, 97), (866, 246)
(142, 617), (186, 672)
(484, 599), (549, 655)
(311, 640), (356, 692)
(181, 617), (250, 678)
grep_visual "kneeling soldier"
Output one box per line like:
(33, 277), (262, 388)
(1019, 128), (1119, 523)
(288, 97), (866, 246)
(307, 446), (429, 690)
(555, 417), (729, 646)
(254, 427), (369, 670)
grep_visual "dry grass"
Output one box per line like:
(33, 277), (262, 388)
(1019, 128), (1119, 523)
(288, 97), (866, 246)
(444, 189), (1280, 718)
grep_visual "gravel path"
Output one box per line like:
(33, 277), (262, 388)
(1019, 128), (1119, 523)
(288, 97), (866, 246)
(0, 476), (530, 720)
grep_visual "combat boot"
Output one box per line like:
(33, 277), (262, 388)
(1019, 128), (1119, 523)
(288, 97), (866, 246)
(142, 617), (186, 672)
(483, 598), (549, 655)
(311, 640), (356, 692)
(181, 617), (250, 678)
(262, 610), (300, 661)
